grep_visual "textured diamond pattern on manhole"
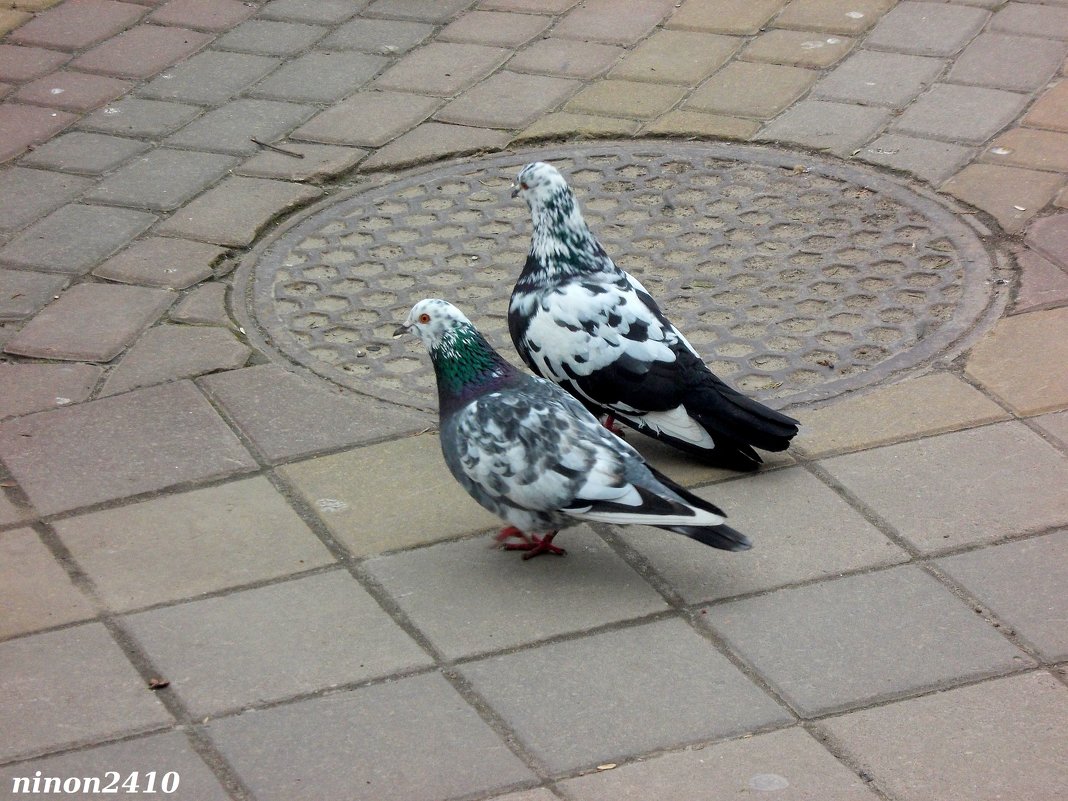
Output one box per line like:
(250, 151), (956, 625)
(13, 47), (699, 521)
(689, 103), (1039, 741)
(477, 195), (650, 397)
(236, 142), (998, 412)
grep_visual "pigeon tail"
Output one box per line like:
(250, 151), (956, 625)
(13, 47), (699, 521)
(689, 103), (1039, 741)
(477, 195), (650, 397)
(644, 465), (752, 551)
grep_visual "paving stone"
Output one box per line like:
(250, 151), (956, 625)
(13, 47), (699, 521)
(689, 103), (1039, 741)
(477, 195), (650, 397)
(462, 619), (791, 773)
(20, 131), (150, 175)
(169, 280), (229, 325)
(208, 673), (535, 801)
(666, 0), (783, 35)
(0, 527), (95, 638)
(364, 527), (667, 659)
(78, 97), (201, 137)
(0, 43), (69, 81)
(795, 372), (1009, 457)
(0, 204), (156, 274)
(1023, 79), (1068, 132)
(0, 380), (256, 515)
(249, 51), (387, 103)
(14, 69), (132, 111)
(199, 363), (429, 463)
(363, 0), (475, 23)
(941, 163), (1064, 233)
(292, 90), (440, 147)
(375, 42), (509, 96)
(984, 127), (1068, 173)
(565, 78), (686, 119)
(0, 103), (77, 163)
(705, 566), (1031, 716)
(1013, 248), (1068, 313)
(7, 0), (147, 51)
(0, 732), (231, 801)
(360, 121), (509, 170)
(165, 98), (316, 155)
(948, 33), (1066, 93)
(515, 112), (641, 141)
(0, 623), (171, 762)
(742, 29), (855, 68)
(138, 50), (279, 105)
(277, 433), (495, 556)
(1035, 408), (1068, 448)
(485, 791), (557, 801)
(215, 19), (327, 55)
(437, 70), (580, 128)
(965, 308), (1068, 414)
(990, 1), (1068, 39)
(560, 726), (879, 801)
(1026, 212), (1068, 269)
(812, 50), (944, 108)
(154, 176), (322, 247)
(554, 0), (676, 44)
(85, 149), (238, 211)
(819, 672), (1068, 801)
(258, 0), (362, 24)
(687, 61), (816, 118)
(823, 421), (1068, 552)
(0, 167), (91, 230)
(55, 476), (334, 611)
(757, 100), (891, 156)
(481, 0), (578, 11)
(70, 24), (213, 79)
(0, 362), (100, 417)
(609, 29), (740, 85)
(319, 16), (432, 53)
(94, 236), (225, 289)
(507, 37), (622, 79)
(237, 142), (366, 182)
(893, 84), (1029, 145)
(0, 269), (68, 322)
(864, 1), (990, 56)
(0, 9), (31, 35)
(439, 9), (551, 46)
(937, 531), (1068, 662)
(102, 324), (250, 394)
(642, 110), (759, 139)
(149, 0), (255, 30)
(125, 571), (431, 715)
(620, 467), (906, 604)
(772, 0), (892, 35)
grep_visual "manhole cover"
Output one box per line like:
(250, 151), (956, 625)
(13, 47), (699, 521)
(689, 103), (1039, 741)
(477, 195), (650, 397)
(235, 142), (1001, 412)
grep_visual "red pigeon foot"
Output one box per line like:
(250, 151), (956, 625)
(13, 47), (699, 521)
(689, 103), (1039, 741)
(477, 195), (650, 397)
(603, 415), (626, 438)
(495, 528), (566, 559)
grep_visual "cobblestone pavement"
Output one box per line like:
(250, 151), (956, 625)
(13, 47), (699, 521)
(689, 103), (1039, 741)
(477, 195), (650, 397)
(2, 1), (1068, 799)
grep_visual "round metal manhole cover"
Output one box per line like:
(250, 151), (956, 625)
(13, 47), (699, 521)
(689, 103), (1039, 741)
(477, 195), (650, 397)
(235, 142), (1001, 412)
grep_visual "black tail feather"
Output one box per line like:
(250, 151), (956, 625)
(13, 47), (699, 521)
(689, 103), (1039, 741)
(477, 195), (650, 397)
(668, 522), (752, 551)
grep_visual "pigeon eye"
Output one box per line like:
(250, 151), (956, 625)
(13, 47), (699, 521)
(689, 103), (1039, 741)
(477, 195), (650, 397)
(520, 182), (529, 190)
(418, 313), (431, 324)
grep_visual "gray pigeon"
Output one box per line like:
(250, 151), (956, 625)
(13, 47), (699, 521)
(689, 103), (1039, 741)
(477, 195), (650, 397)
(394, 298), (751, 558)
(509, 161), (800, 471)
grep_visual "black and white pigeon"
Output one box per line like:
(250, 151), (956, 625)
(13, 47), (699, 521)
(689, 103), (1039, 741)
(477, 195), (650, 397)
(508, 161), (800, 471)
(394, 298), (751, 559)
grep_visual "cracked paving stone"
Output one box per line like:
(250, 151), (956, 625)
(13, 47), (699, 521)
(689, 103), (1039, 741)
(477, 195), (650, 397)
(94, 236), (226, 289)
(0, 362), (101, 418)
(169, 281), (230, 326)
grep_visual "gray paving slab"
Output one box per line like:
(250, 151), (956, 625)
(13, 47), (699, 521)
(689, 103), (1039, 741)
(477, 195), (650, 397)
(507, 37), (624, 79)
(989, 2), (1068, 40)
(237, 141), (367, 182)
(3, 283), (174, 362)
(138, 50), (280, 105)
(436, 70), (581, 129)
(375, 42), (509, 96)
(123, 571), (432, 715)
(947, 33), (1067, 93)
(364, 526), (668, 659)
(291, 90), (440, 147)
(0, 731), (231, 801)
(892, 83), (1029, 145)
(811, 50), (945, 108)
(358, 121), (510, 170)
(215, 19), (327, 55)
(19, 131), (152, 175)
(0, 490), (31, 527)
(259, 0), (363, 25)
(0, 380), (256, 515)
(198, 363), (429, 463)
(248, 51), (388, 103)
(618, 468), (908, 605)
(819, 672), (1068, 801)
(364, 0), (475, 23)
(864, 1), (990, 56)
(164, 98), (315, 156)
(0, 168), (92, 231)
(857, 133), (973, 185)
(84, 149), (239, 211)
(78, 97), (202, 137)
(0, 204), (157, 274)
(821, 421), (1068, 553)
(319, 16), (433, 54)
(756, 100), (891, 155)
(560, 726), (879, 801)
(0, 526), (95, 638)
(937, 531), (1068, 662)
(703, 565), (1032, 717)
(0, 622), (172, 762)
(461, 618), (791, 773)
(54, 476), (335, 612)
(0, 268), (69, 321)
(0, 362), (101, 418)
(207, 673), (536, 801)
(553, 0), (676, 45)
(169, 281), (230, 326)
(439, 9), (552, 47)
(1034, 409), (1068, 449)
(94, 236), (226, 289)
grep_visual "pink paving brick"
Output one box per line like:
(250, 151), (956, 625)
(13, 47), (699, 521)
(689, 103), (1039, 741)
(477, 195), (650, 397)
(0, 44), (70, 82)
(0, 103), (76, 164)
(8, 0), (148, 51)
(71, 24), (213, 78)
(148, 0), (256, 31)
(14, 70), (132, 111)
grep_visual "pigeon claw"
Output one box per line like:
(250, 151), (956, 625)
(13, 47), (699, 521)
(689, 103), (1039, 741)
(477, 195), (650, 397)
(494, 527), (566, 559)
(603, 415), (626, 438)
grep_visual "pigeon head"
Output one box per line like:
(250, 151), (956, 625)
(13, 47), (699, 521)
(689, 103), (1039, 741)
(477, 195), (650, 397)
(511, 162), (603, 275)
(393, 298), (469, 352)
(512, 162), (570, 209)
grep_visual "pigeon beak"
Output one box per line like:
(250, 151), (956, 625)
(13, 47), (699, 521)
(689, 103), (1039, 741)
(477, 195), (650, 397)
(392, 322), (411, 338)
(510, 183), (519, 199)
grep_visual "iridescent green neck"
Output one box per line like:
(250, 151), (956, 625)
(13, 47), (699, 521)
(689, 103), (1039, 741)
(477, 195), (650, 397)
(431, 323), (518, 414)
